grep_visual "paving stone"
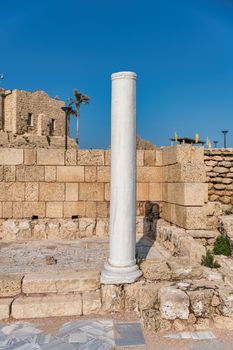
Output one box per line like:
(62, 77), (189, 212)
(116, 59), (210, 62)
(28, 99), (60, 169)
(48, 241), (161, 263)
(164, 331), (216, 340)
(115, 322), (145, 347)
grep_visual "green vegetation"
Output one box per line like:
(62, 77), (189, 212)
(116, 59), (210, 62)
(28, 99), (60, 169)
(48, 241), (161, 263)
(213, 235), (232, 256)
(201, 250), (220, 269)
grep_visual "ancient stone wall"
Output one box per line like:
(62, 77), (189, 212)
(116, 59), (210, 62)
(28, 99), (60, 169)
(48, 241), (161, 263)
(205, 148), (233, 205)
(0, 145), (208, 239)
(3, 90), (66, 136)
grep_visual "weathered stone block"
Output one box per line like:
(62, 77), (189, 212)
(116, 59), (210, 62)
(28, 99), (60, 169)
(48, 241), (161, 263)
(59, 220), (78, 239)
(137, 150), (144, 166)
(24, 149), (36, 165)
(2, 202), (13, 219)
(45, 166), (56, 182)
(139, 283), (159, 311)
(0, 299), (12, 320)
(219, 288), (233, 316)
(32, 222), (46, 239)
(162, 183), (208, 206)
(84, 166), (97, 182)
(104, 150), (111, 165)
(23, 202), (45, 218)
(37, 149), (65, 165)
(46, 202), (63, 218)
(63, 202), (85, 218)
(162, 145), (204, 166)
(77, 150), (104, 165)
(39, 183), (65, 201)
(140, 259), (171, 281)
(149, 183), (162, 201)
(79, 218), (96, 237)
(2, 220), (19, 239)
(18, 220), (31, 239)
(96, 202), (109, 218)
(187, 290), (214, 317)
(23, 270), (100, 294)
(0, 274), (22, 297)
(97, 166), (110, 182)
(16, 165), (44, 182)
(13, 202), (23, 218)
(0, 183), (25, 201)
(0, 149), (23, 165)
(163, 163), (206, 183)
(105, 183), (110, 201)
(83, 291), (101, 315)
(3, 166), (15, 182)
(25, 183), (39, 201)
(159, 287), (189, 320)
(57, 166), (84, 182)
(124, 281), (144, 311)
(65, 183), (79, 201)
(144, 150), (156, 166)
(101, 284), (124, 312)
(46, 221), (60, 239)
(137, 183), (149, 201)
(95, 218), (108, 237)
(167, 257), (203, 280)
(65, 149), (77, 165)
(11, 294), (82, 319)
(79, 183), (104, 201)
(137, 167), (162, 182)
(85, 201), (96, 217)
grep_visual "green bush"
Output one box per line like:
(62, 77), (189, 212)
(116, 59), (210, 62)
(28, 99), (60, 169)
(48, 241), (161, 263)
(213, 235), (232, 256)
(201, 250), (220, 269)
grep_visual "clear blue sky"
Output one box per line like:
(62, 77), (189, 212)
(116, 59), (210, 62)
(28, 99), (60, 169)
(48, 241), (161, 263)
(1, 0), (233, 148)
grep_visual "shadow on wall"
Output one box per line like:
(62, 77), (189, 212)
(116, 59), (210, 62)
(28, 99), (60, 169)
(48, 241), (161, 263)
(136, 202), (160, 261)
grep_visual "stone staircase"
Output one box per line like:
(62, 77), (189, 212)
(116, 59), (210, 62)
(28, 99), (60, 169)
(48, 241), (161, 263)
(0, 269), (102, 319)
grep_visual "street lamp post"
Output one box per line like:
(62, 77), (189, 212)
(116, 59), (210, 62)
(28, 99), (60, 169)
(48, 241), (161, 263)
(222, 130), (229, 148)
(213, 141), (219, 148)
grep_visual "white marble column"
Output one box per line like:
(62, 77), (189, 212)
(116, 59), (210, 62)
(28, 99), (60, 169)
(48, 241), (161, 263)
(101, 71), (142, 284)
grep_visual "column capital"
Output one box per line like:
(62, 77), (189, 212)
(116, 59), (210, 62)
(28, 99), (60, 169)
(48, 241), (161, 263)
(111, 71), (137, 80)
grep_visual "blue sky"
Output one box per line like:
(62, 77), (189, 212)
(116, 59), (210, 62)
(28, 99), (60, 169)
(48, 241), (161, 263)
(1, 0), (233, 148)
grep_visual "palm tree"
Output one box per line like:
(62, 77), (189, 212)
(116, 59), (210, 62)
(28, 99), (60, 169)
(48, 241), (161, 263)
(68, 89), (90, 145)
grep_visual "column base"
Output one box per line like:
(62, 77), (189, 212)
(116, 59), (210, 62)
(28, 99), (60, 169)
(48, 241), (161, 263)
(101, 262), (142, 285)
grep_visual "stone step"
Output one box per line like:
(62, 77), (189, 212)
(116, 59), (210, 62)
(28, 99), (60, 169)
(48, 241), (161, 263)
(23, 269), (100, 294)
(12, 294), (82, 319)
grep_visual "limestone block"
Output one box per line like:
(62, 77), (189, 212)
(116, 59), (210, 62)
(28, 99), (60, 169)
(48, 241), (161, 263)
(104, 150), (111, 166)
(0, 149), (23, 165)
(33, 223), (47, 239)
(63, 202), (85, 218)
(25, 183), (39, 201)
(137, 183), (149, 201)
(23, 270), (100, 294)
(39, 183), (65, 201)
(12, 294), (82, 319)
(140, 259), (171, 281)
(162, 203), (207, 230)
(65, 183), (79, 201)
(85, 201), (96, 217)
(24, 149), (36, 165)
(144, 150), (156, 166)
(0, 183), (24, 201)
(124, 281), (144, 311)
(2, 202), (13, 219)
(13, 202), (23, 218)
(137, 167), (162, 182)
(139, 283), (159, 311)
(219, 288), (233, 316)
(37, 149), (65, 165)
(83, 291), (102, 315)
(188, 290), (214, 317)
(213, 315), (233, 330)
(219, 215), (233, 239)
(97, 166), (110, 182)
(46, 221), (60, 239)
(101, 284), (124, 312)
(156, 149), (163, 166)
(57, 166), (84, 182)
(95, 218), (109, 237)
(137, 150), (144, 166)
(77, 150), (104, 165)
(149, 183), (162, 201)
(46, 202), (63, 218)
(59, 220), (78, 239)
(3, 166), (15, 182)
(0, 299), (12, 320)
(96, 202), (109, 218)
(18, 220), (31, 239)
(159, 287), (189, 320)
(84, 166), (97, 182)
(213, 166), (228, 173)
(16, 165), (44, 182)
(45, 166), (56, 182)
(162, 145), (204, 166)
(79, 183), (104, 201)
(2, 220), (19, 239)
(162, 183), (207, 206)
(178, 236), (206, 263)
(142, 309), (171, 332)
(23, 202), (46, 218)
(79, 218), (96, 237)
(163, 163), (206, 183)
(65, 149), (77, 165)
(0, 274), (22, 297)
(167, 257), (203, 280)
(105, 183), (110, 201)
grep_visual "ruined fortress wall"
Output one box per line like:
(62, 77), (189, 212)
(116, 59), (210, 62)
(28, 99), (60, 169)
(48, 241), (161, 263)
(0, 145), (208, 239)
(4, 90), (65, 136)
(205, 148), (233, 205)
